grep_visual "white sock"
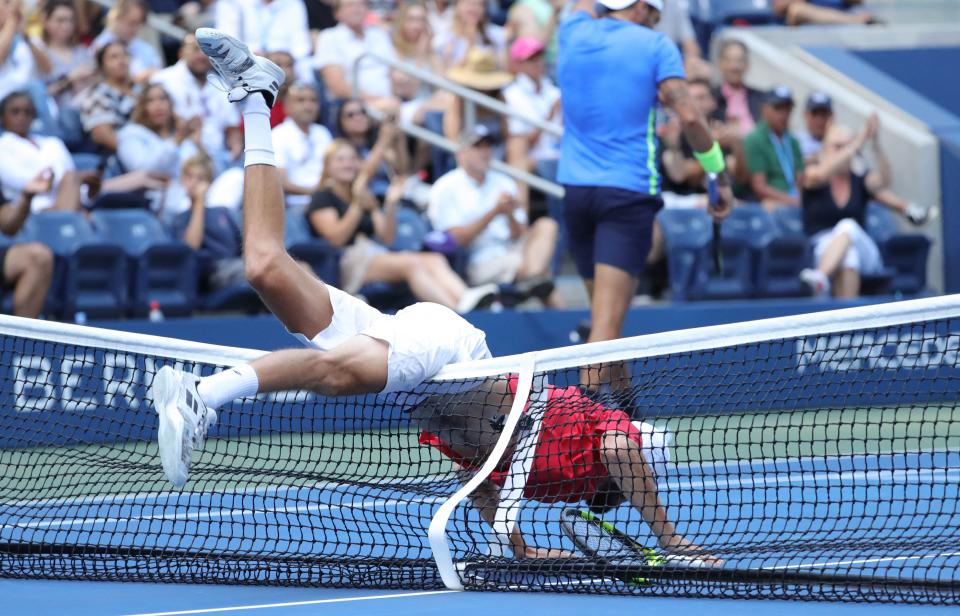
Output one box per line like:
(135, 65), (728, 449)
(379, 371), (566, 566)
(241, 92), (275, 168)
(197, 363), (260, 410)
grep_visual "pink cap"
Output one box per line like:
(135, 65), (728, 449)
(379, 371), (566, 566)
(509, 37), (546, 63)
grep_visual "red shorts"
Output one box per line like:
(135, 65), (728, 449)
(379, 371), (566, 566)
(419, 376), (642, 503)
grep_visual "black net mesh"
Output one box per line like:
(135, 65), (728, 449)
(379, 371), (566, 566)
(1, 315), (960, 603)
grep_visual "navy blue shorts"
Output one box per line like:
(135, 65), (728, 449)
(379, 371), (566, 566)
(562, 185), (662, 279)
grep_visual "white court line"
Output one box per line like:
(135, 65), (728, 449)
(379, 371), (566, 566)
(663, 467), (960, 492)
(766, 550), (960, 571)
(1, 497), (445, 531)
(1, 474), (455, 510)
(120, 590), (459, 616)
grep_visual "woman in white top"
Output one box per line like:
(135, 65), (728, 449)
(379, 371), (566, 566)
(117, 84), (203, 211)
(432, 0), (507, 71)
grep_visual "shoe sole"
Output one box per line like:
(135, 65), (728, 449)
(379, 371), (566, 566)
(152, 366), (188, 487)
(195, 28), (284, 101)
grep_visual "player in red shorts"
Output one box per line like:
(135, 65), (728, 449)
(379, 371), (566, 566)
(413, 376), (721, 565)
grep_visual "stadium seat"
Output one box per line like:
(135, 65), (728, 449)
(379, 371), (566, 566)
(90, 209), (198, 317)
(657, 209), (712, 301)
(723, 205), (809, 298)
(691, 234), (754, 300)
(772, 206), (805, 236)
(284, 207), (341, 285)
(689, 0), (776, 25)
(865, 203), (930, 295)
(22, 211), (127, 319)
(391, 205), (430, 252)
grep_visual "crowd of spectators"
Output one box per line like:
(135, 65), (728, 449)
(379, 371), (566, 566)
(0, 0), (924, 321)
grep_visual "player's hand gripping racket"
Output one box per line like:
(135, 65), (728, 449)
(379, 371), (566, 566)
(707, 173), (723, 276)
(560, 509), (710, 585)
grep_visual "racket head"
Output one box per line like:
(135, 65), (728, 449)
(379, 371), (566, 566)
(560, 509), (659, 564)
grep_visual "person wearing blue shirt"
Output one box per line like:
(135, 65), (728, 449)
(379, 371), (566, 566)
(557, 0), (732, 390)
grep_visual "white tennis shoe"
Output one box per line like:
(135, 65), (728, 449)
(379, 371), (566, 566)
(800, 268), (831, 298)
(195, 27), (285, 107)
(152, 365), (217, 487)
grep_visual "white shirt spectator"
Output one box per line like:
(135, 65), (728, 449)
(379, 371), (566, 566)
(0, 131), (75, 213)
(656, 0), (696, 47)
(117, 123), (200, 211)
(0, 36), (36, 103)
(272, 117), (333, 208)
(92, 31), (162, 78)
(503, 73), (561, 162)
(151, 60), (240, 162)
(215, 0), (312, 79)
(428, 168), (522, 266)
(797, 131), (824, 162)
(313, 24), (396, 99)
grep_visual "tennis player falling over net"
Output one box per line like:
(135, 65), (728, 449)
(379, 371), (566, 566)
(412, 377), (721, 566)
(150, 29), (495, 486)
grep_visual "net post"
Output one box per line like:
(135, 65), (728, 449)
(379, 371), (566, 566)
(428, 354), (537, 590)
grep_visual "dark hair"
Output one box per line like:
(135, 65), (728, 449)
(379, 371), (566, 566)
(96, 41), (128, 71)
(41, 0), (77, 45)
(335, 98), (376, 146)
(131, 83), (175, 135)
(688, 77), (712, 90)
(0, 91), (36, 123)
(718, 39), (748, 59)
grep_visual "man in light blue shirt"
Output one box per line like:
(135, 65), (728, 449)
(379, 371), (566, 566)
(557, 0), (731, 389)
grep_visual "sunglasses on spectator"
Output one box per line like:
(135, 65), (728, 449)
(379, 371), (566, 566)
(343, 108), (367, 119)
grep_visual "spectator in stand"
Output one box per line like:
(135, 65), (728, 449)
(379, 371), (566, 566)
(213, 0), (313, 81)
(81, 41), (138, 154)
(0, 91), (99, 213)
(0, 0), (56, 130)
(262, 50), (295, 127)
(117, 84), (203, 212)
(172, 155), (248, 291)
(660, 78), (745, 201)
(392, 0), (441, 74)
(503, 37), (560, 205)
(92, 0), (162, 83)
(505, 0), (563, 70)
(336, 99), (409, 199)
(442, 48), (512, 144)
(314, 0), (399, 113)
(655, 0), (711, 81)
(35, 0), (96, 113)
(308, 139), (498, 312)
(774, 0), (877, 26)
(741, 85), (805, 210)
(273, 83), (334, 209)
(797, 91), (833, 164)
(713, 40), (764, 138)
(151, 34), (242, 172)
(433, 0), (507, 71)
(0, 177), (56, 319)
(428, 125), (560, 307)
(799, 119), (932, 298)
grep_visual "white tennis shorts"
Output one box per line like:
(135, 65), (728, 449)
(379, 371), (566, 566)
(293, 287), (491, 393)
(812, 218), (883, 275)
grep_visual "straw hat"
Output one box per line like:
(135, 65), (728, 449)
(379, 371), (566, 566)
(447, 48), (513, 91)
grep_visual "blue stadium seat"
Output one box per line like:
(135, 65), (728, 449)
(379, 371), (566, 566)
(689, 0), (776, 24)
(90, 209), (198, 317)
(692, 235), (754, 300)
(390, 206), (430, 252)
(772, 206), (804, 236)
(285, 207), (341, 284)
(723, 205), (809, 298)
(424, 111), (456, 177)
(865, 203), (930, 295)
(22, 211), (127, 319)
(657, 209), (712, 301)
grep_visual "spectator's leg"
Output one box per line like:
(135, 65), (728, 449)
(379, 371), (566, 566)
(515, 217), (559, 281)
(833, 268), (861, 298)
(646, 219), (665, 264)
(3, 243), (54, 318)
(52, 172), (82, 212)
(363, 253), (459, 309)
(781, 0), (872, 25)
(417, 252), (469, 301)
(815, 232), (853, 278)
(239, 92), (336, 339)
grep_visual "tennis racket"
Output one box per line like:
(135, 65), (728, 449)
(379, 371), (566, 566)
(707, 173), (723, 276)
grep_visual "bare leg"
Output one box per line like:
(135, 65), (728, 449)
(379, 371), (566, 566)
(250, 334), (389, 396)
(515, 217), (558, 280)
(363, 252), (459, 308)
(52, 172), (82, 212)
(833, 267), (860, 298)
(419, 252), (468, 301)
(782, 0), (872, 25)
(646, 220), (665, 265)
(4, 243), (54, 318)
(816, 232), (853, 278)
(581, 264), (637, 391)
(600, 431), (721, 565)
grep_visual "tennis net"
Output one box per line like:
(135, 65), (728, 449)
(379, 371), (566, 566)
(1, 297), (959, 603)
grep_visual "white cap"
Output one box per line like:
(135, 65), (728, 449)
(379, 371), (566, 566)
(598, 0), (662, 10)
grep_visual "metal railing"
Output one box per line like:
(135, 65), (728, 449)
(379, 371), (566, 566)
(352, 51), (565, 199)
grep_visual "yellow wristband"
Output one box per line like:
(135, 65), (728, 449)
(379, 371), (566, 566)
(694, 142), (726, 174)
